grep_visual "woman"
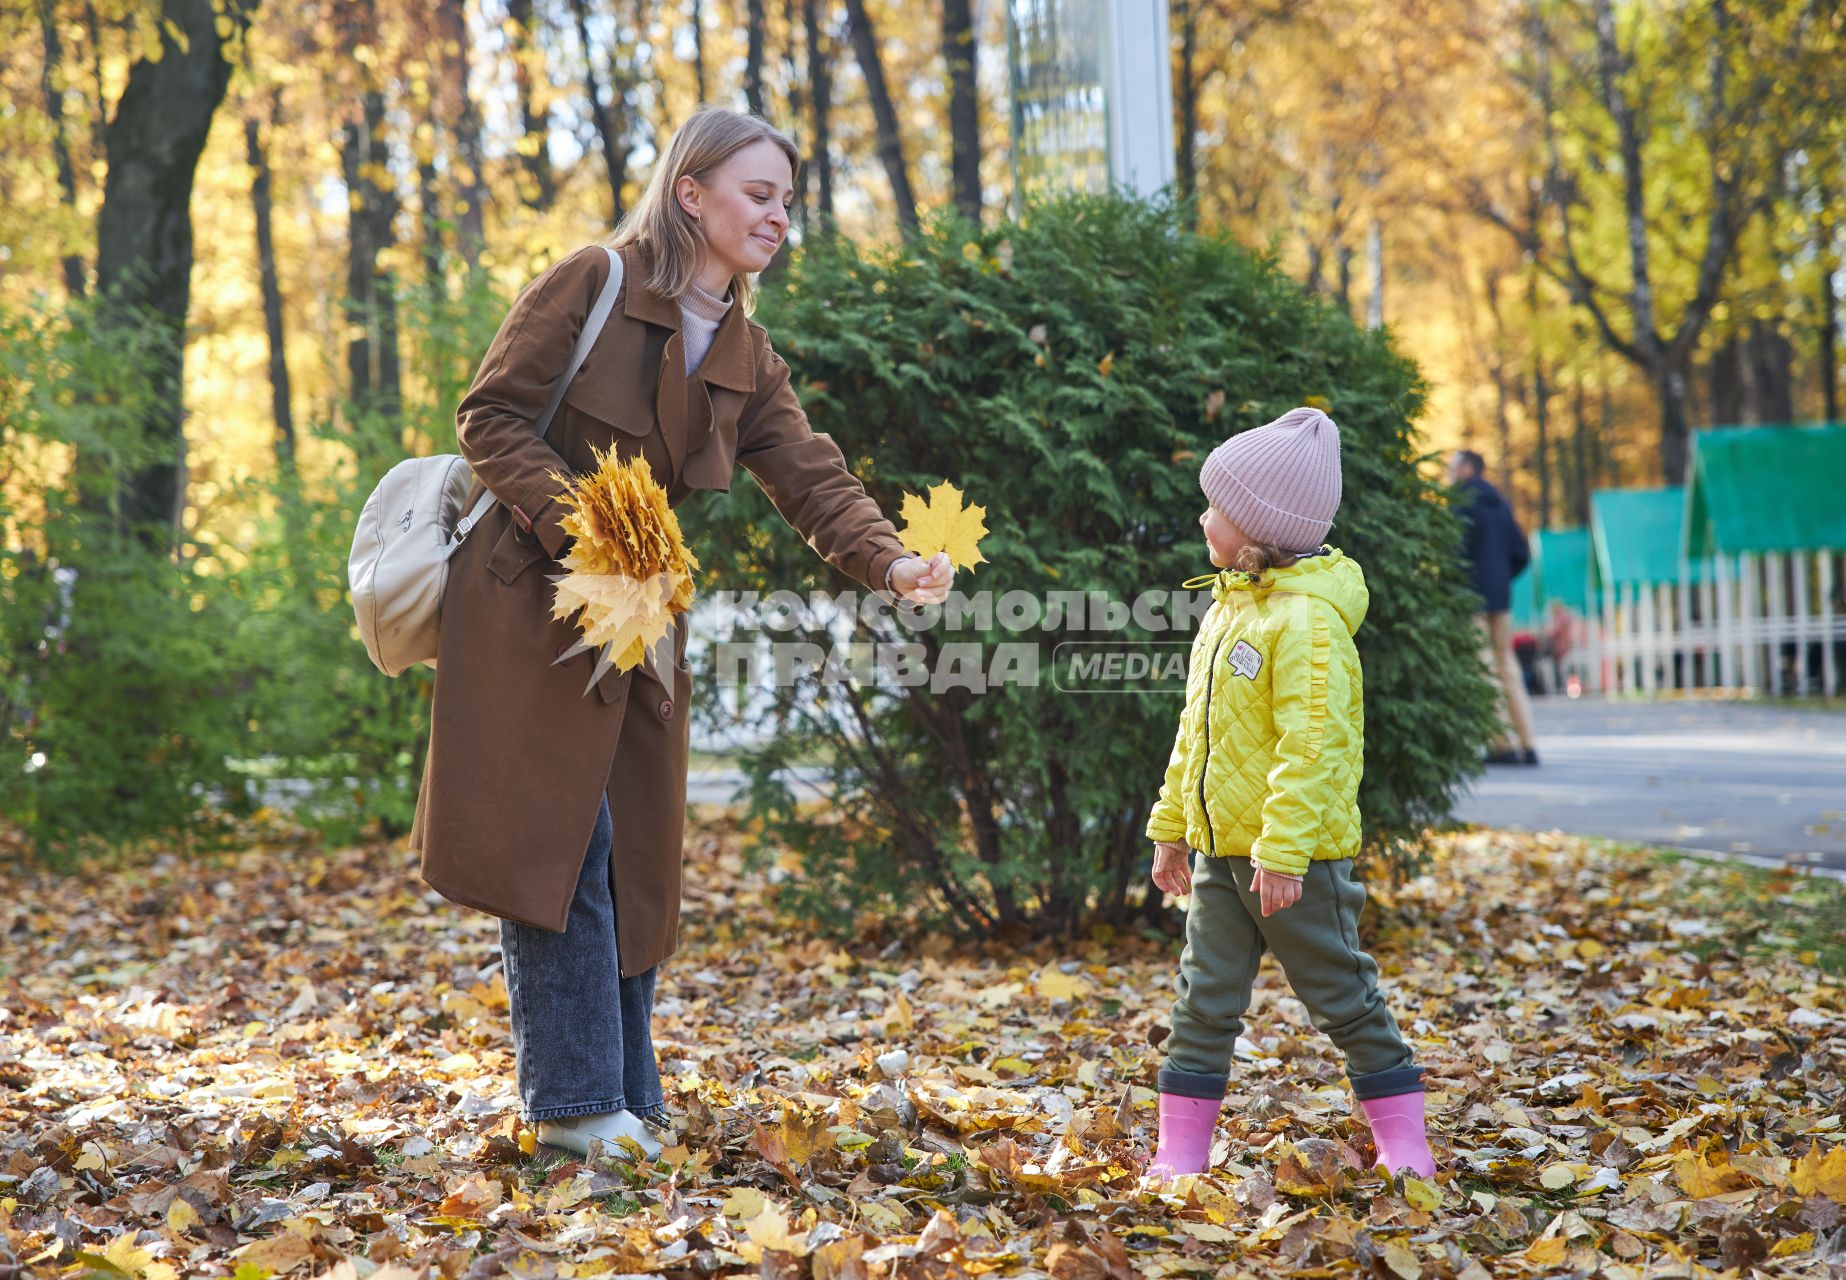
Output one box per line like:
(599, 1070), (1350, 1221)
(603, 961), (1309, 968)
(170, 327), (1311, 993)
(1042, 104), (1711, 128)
(410, 108), (954, 1156)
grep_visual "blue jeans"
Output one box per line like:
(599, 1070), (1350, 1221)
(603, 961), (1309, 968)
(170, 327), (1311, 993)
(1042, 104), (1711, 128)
(499, 795), (665, 1124)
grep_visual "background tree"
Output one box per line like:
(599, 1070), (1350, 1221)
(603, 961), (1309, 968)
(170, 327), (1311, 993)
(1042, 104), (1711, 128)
(941, 0), (979, 221)
(94, 0), (257, 541)
(842, 0), (919, 234)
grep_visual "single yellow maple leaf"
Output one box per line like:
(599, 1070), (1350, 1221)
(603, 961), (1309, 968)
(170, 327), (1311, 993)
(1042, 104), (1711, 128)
(1792, 1143), (1846, 1199)
(1034, 964), (1088, 1002)
(166, 1196), (200, 1235)
(234, 1233), (313, 1275)
(1523, 1238), (1567, 1266)
(1402, 1175), (1442, 1211)
(722, 1186), (770, 1220)
(1672, 1149), (1753, 1198)
(745, 1203), (808, 1256)
(897, 481), (988, 572)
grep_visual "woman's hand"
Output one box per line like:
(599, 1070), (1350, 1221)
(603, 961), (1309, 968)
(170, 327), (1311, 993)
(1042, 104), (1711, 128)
(1251, 866), (1303, 917)
(889, 552), (954, 604)
(1151, 840), (1193, 897)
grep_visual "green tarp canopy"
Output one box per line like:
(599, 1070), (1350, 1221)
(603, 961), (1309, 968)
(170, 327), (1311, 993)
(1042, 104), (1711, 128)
(1534, 528), (1592, 615)
(1510, 562), (1541, 628)
(1591, 487), (1693, 589)
(1685, 422), (1846, 558)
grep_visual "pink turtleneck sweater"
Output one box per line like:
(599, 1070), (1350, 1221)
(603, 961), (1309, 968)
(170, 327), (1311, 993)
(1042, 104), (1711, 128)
(679, 281), (732, 374)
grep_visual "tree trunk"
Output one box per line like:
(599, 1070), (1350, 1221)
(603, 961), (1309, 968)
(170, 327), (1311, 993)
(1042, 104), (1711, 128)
(1708, 335), (1742, 424)
(342, 126), (372, 417)
(1484, 271), (1515, 499)
(1172, 0), (1197, 229)
(1748, 318), (1794, 422)
(1571, 372), (1591, 525)
(1599, 360), (1615, 486)
(1821, 193), (1840, 423)
(762, 0), (804, 276)
(1532, 352), (1551, 527)
(95, 0), (253, 542)
(842, 0), (919, 235)
(691, 0), (707, 101)
(82, 2), (107, 160)
(1334, 243), (1353, 316)
(1657, 360), (1691, 485)
(941, 0), (979, 222)
(805, 0), (835, 229)
(506, 0), (556, 209)
(781, 0), (806, 230)
(246, 109), (295, 477)
(437, 0), (487, 275)
(1525, 250), (1550, 526)
(1301, 236), (1324, 297)
(416, 126), (445, 290)
(745, 0), (767, 115)
(37, 0), (86, 299)
(570, 0), (629, 220)
(343, 76), (402, 439)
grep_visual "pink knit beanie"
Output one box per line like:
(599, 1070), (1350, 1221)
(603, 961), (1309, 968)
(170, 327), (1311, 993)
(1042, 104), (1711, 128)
(1198, 407), (1343, 554)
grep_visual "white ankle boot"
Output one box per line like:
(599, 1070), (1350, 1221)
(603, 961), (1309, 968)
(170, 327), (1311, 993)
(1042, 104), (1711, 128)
(534, 1109), (662, 1160)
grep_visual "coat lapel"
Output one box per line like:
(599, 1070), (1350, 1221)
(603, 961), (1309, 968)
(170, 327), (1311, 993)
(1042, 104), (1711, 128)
(618, 244), (759, 486)
(656, 332), (689, 481)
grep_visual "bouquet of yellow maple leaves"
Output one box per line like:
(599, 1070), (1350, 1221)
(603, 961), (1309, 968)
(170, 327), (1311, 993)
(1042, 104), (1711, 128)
(547, 447), (698, 694)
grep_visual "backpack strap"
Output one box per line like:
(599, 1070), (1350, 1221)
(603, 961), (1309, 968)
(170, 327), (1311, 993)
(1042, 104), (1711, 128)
(452, 245), (626, 547)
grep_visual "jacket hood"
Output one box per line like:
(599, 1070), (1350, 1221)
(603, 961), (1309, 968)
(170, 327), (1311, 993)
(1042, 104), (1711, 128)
(1183, 548), (1370, 636)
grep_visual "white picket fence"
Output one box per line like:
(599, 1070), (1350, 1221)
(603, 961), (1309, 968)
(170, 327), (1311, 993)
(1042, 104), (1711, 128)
(1593, 549), (1846, 696)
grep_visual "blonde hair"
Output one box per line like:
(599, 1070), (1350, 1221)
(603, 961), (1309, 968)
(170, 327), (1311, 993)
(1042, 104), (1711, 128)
(1210, 501), (1302, 577)
(1234, 542), (1302, 576)
(606, 106), (800, 313)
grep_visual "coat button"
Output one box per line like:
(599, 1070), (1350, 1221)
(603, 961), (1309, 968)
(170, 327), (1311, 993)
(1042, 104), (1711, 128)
(658, 698), (674, 720)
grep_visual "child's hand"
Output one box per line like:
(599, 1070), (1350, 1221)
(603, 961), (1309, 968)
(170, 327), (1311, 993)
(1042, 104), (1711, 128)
(1251, 866), (1303, 916)
(1151, 841), (1192, 896)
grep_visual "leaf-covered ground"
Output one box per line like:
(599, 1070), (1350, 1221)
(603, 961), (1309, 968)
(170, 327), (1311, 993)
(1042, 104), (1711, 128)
(2, 819), (1843, 1280)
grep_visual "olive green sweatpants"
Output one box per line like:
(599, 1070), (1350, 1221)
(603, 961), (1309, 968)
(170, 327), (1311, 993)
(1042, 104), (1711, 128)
(1158, 853), (1424, 1102)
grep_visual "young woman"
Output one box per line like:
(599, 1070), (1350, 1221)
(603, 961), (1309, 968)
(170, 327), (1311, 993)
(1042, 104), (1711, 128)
(411, 108), (953, 1156)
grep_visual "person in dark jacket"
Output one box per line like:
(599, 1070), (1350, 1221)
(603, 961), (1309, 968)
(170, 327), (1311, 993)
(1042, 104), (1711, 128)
(1449, 451), (1537, 764)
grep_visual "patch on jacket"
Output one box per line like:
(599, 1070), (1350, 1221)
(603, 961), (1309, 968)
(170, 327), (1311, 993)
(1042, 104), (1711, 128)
(1227, 639), (1263, 680)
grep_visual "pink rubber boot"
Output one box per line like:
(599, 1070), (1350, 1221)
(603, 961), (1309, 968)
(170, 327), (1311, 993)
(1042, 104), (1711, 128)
(1147, 1093), (1222, 1179)
(1359, 1090), (1435, 1177)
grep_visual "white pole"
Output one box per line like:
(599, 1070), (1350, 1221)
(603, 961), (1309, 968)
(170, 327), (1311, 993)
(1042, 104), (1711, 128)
(1698, 572), (1716, 688)
(1741, 554), (1761, 693)
(1822, 551), (1839, 699)
(1104, 0), (1175, 198)
(1626, 584), (1639, 693)
(1603, 581), (1620, 694)
(1766, 552), (1786, 697)
(1670, 579), (1689, 691)
(1646, 583), (1661, 694)
(1790, 551), (1812, 696)
(1714, 553), (1732, 689)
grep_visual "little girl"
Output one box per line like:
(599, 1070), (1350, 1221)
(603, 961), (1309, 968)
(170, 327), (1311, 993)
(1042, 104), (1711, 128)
(1143, 406), (1435, 1179)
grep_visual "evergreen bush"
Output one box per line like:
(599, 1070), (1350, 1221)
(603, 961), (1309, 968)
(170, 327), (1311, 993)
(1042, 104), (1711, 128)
(682, 194), (1497, 935)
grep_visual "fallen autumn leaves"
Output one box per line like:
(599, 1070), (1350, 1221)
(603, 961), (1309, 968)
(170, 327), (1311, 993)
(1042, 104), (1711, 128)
(1, 821), (1842, 1279)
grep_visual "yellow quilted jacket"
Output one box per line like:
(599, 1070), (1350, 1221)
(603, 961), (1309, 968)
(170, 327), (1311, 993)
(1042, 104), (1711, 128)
(1144, 549), (1368, 875)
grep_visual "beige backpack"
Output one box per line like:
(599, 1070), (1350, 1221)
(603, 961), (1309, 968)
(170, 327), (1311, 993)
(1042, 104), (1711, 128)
(348, 247), (623, 676)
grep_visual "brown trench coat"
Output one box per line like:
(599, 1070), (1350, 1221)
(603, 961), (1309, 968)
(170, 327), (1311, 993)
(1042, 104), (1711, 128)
(410, 243), (909, 975)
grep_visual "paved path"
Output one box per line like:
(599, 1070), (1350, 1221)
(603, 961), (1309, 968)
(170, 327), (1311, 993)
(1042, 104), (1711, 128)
(690, 699), (1846, 874)
(1455, 698), (1846, 874)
